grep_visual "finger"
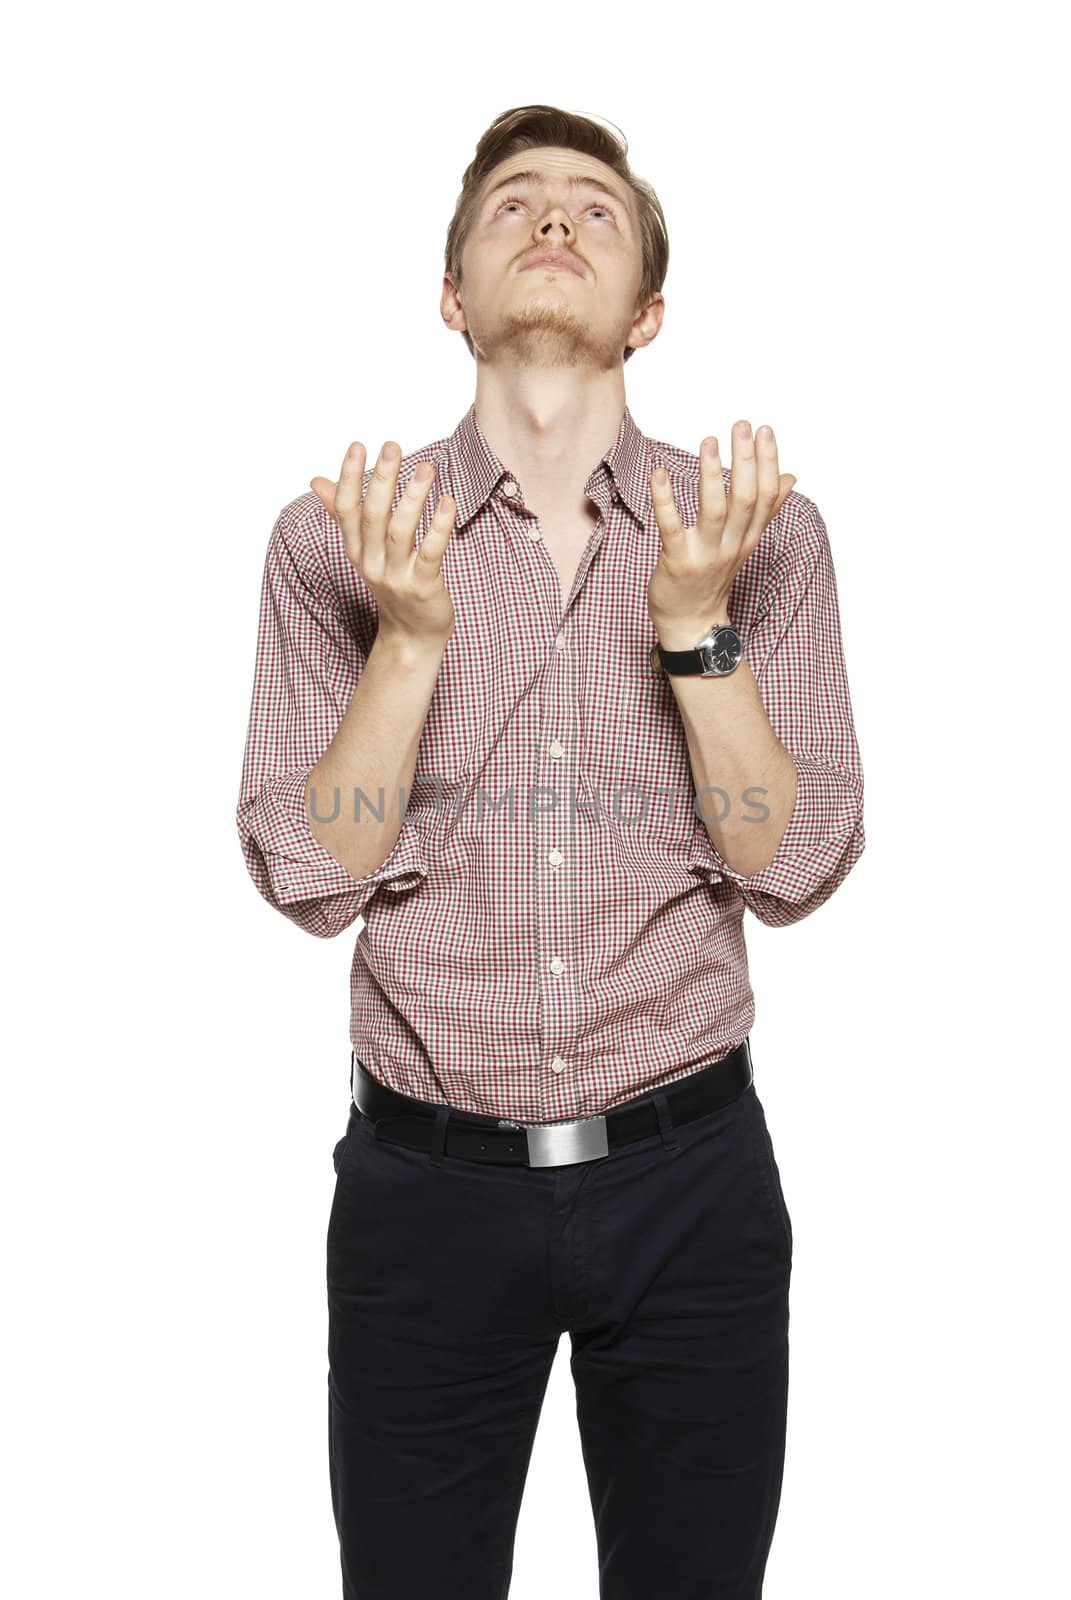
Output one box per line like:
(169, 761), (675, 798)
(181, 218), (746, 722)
(415, 491), (458, 572)
(309, 476), (337, 515)
(384, 459), (442, 571)
(774, 473), (797, 517)
(749, 427), (790, 548)
(650, 462), (684, 545)
(743, 470), (796, 564)
(330, 441), (367, 566)
(755, 425), (783, 520)
(727, 420), (757, 543)
(697, 436), (728, 542)
(359, 441), (404, 572)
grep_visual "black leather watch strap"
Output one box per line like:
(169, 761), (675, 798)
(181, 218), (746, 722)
(650, 623), (743, 678)
(650, 643), (706, 675)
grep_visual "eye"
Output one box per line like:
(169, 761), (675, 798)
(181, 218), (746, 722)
(495, 194), (617, 221)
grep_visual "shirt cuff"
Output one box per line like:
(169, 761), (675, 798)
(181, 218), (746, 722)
(241, 769), (428, 924)
(685, 756), (864, 905)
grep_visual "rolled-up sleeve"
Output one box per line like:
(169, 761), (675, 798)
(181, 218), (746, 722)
(688, 496), (865, 928)
(235, 496), (427, 939)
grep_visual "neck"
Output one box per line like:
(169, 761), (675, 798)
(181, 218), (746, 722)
(472, 368), (627, 511)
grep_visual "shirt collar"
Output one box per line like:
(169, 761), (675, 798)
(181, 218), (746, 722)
(436, 401), (656, 535)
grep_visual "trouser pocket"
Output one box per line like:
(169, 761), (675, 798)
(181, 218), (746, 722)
(746, 1088), (793, 1260)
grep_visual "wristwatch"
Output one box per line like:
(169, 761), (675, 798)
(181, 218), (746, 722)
(649, 621), (744, 678)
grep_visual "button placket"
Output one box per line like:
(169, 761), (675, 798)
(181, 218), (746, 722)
(536, 579), (580, 1115)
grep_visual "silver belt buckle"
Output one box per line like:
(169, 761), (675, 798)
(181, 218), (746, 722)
(523, 1113), (610, 1168)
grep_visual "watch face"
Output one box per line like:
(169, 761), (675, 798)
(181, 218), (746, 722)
(701, 627), (742, 674)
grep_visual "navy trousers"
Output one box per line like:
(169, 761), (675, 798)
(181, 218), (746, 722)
(326, 1069), (793, 1598)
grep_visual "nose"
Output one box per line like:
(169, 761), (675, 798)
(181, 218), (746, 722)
(536, 210), (575, 245)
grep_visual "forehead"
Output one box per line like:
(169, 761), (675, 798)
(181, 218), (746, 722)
(478, 148), (631, 211)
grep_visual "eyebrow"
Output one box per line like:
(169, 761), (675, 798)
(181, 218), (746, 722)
(483, 168), (630, 214)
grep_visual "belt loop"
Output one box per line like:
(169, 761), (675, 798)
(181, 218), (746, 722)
(651, 1090), (679, 1151)
(429, 1104), (450, 1167)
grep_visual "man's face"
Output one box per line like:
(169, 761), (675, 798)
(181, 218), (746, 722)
(448, 146), (657, 369)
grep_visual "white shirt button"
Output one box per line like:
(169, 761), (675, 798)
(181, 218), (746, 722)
(555, 632), (566, 652)
(547, 848), (564, 867)
(526, 524), (542, 541)
(548, 739), (564, 759)
(550, 1056), (568, 1075)
(502, 478), (519, 497)
(549, 957), (565, 976)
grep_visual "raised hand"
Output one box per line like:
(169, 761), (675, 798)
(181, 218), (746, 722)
(310, 441), (458, 647)
(647, 422), (796, 649)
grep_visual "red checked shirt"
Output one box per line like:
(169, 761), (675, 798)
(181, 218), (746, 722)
(236, 402), (865, 1122)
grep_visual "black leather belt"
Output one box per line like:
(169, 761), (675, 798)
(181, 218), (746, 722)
(350, 1038), (754, 1168)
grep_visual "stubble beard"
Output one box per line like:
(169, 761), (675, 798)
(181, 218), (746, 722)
(477, 299), (626, 371)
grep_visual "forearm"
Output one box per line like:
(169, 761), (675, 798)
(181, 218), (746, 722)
(668, 657), (798, 880)
(305, 628), (447, 883)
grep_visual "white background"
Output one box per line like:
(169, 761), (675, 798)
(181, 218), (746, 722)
(5, 1), (1068, 1594)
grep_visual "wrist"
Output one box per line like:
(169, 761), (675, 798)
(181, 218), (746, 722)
(653, 614), (731, 650)
(373, 626), (451, 669)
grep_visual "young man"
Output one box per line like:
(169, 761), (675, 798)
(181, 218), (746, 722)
(237, 104), (865, 1599)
